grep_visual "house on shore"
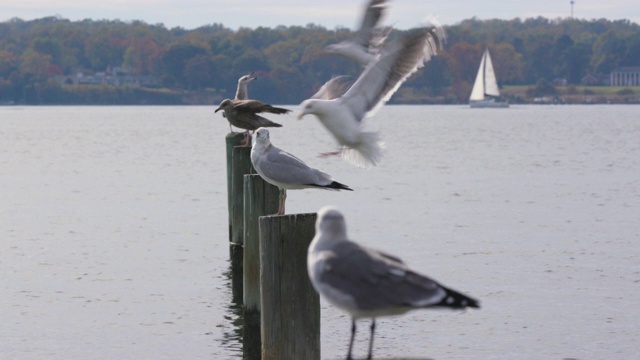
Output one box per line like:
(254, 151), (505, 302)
(55, 66), (161, 88)
(609, 67), (640, 87)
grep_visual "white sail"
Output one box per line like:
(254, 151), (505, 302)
(469, 48), (509, 108)
(483, 49), (501, 97)
(469, 50), (486, 101)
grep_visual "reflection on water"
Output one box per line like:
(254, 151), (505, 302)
(216, 262), (244, 358)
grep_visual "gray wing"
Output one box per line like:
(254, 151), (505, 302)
(340, 24), (445, 122)
(353, 0), (388, 48)
(319, 241), (447, 311)
(259, 147), (330, 186)
(311, 76), (354, 100)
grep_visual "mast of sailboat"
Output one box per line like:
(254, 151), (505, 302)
(482, 48), (488, 95)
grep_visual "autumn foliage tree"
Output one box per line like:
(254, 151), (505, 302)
(0, 16), (638, 104)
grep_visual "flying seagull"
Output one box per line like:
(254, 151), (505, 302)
(215, 98), (290, 137)
(310, 75), (354, 101)
(299, 20), (446, 167)
(250, 128), (353, 215)
(235, 72), (257, 100)
(324, 0), (391, 66)
(307, 206), (480, 360)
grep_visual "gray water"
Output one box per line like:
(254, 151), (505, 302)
(2, 105), (639, 359)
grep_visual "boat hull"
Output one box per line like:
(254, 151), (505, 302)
(470, 99), (509, 108)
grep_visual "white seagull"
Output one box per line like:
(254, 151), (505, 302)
(323, 0), (391, 66)
(299, 21), (446, 168)
(307, 206), (480, 360)
(250, 129), (353, 215)
(235, 71), (257, 100)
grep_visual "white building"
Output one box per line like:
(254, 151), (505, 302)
(610, 67), (640, 87)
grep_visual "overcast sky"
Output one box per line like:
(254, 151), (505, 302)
(2, 0), (639, 30)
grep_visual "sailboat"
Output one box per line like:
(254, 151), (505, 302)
(469, 48), (509, 108)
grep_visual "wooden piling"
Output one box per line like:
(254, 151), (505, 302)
(259, 213), (320, 360)
(225, 132), (248, 243)
(225, 132), (254, 301)
(242, 174), (280, 360)
(231, 143), (255, 247)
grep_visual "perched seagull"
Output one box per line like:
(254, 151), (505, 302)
(235, 72), (257, 100)
(324, 0), (391, 66)
(307, 206), (480, 360)
(250, 128), (353, 215)
(299, 21), (446, 167)
(215, 98), (290, 141)
(220, 72), (258, 121)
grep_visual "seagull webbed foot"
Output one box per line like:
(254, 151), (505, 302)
(318, 151), (341, 158)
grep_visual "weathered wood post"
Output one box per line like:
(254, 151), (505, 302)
(259, 213), (320, 360)
(231, 145), (254, 247)
(243, 174), (279, 359)
(225, 132), (247, 242)
(225, 132), (254, 301)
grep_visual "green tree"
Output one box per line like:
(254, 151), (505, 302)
(491, 43), (524, 84)
(184, 54), (215, 90)
(160, 43), (207, 88)
(85, 34), (128, 70)
(232, 49), (269, 75)
(622, 35), (640, 66)
(561, 42), (592, 84)
(591, 30), (624, 73)
(525, 35), (555, 82)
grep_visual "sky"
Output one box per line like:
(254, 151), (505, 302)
(1, 0), (639, 30)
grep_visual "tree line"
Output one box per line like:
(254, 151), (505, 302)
(1, 16), (639, 104)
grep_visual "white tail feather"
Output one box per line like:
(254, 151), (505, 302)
(341, 131), (385, 168)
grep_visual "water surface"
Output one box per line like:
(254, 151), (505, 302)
(2, 105), (639, 359)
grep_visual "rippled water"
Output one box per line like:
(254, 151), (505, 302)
(2, 105), (639, 359)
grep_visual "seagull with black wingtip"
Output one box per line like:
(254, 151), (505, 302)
(250, 128), (353, 215)
(307, 206), (480, 360)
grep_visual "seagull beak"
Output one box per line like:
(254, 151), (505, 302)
(215, 106), (222, 113)
(297, 113), (305, 120)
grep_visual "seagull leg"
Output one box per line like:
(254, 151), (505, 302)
(346, 318), (356, 360)
(277, 189), (286, 215)
(240, 131), (252, 146)
(366, 319), (376, 360)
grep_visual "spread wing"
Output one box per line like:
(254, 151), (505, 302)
(311, 76), (354, 100)
(233, 100), (291, 114)
(353, 0), (389, 48)
(340, 23), (445, 122)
